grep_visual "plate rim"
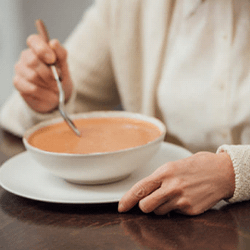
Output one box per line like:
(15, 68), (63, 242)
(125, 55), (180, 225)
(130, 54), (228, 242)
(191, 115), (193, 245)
(0, 142), (192, 204)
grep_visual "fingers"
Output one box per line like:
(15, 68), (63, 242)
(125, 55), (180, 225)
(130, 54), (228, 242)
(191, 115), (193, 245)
(14, 52), (58, 93)
(153, 202), (175, 216)
(27, 34), (56, 64)
(50, 39), (69, 80)
(13, 74), (58, 101)
(138, 186), (173, 213)
(118, 162), (175, 213)
(153, 199), (210, 216)
(118, 177), (161, 213)
(119, 180), (179, 215)
(13, 34), (72, 113)
(13, 74), (57, 99)
(13, 75), (37, 94)
(153, 197), (189, 216)
(20, 85), (59, 114)
(26, 35), (67, 70)
(50, 39), (67, 64)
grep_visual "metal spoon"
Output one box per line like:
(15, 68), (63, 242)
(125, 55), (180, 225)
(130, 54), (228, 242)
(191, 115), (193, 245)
(35, 19), (81, 136)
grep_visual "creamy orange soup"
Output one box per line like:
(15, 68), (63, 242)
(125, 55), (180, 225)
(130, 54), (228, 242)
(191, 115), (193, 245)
(28, 117), (162, 154)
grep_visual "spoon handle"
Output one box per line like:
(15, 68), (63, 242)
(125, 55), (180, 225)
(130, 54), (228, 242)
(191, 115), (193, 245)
(35, 19), (50, 43)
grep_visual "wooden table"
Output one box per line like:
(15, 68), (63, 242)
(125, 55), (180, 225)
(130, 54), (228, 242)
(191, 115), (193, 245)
(0, 128), (250, 250)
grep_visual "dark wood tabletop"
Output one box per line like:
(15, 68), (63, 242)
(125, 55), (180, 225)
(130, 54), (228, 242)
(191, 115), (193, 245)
(0, 128), (250, 250)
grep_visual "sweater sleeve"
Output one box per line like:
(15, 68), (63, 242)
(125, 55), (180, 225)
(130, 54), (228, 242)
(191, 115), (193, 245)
(216, 144), (250, 203)
(0, 88), (77, 137)
(0, 0), (120, 137)
(63, 0), (120, 114)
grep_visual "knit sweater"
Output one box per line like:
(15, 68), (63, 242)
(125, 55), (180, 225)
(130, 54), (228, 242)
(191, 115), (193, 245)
(0, 0), (249, 203)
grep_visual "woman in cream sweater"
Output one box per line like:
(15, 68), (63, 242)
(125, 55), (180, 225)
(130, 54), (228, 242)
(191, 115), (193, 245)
(1, 0), (250, 215)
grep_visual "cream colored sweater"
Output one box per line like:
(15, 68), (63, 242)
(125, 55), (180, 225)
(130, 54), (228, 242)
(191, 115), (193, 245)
(0, 0), (250, 203)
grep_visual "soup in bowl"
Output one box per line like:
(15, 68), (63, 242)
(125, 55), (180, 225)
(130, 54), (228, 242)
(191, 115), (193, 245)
(23, 111), (166, 184)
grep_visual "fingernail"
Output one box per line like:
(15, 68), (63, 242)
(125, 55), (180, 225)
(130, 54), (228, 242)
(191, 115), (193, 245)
(118, 203), (125, 213)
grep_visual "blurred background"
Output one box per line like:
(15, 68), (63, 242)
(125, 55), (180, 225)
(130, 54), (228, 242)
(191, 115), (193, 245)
(0, 0), (93, 107)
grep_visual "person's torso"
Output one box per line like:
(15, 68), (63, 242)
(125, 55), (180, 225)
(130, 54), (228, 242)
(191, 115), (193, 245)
(110, 0), (250, 152)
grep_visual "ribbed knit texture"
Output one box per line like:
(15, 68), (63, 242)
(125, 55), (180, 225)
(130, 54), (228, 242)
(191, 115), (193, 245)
(217, 145), (250, 203)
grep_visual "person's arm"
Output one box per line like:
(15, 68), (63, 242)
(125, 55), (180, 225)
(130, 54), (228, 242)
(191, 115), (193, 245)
(0, 0), (120, 137)
(0, 36), (74, 137)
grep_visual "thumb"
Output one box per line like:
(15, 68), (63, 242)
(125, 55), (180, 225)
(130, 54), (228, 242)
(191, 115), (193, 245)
(49, 39), (70, 81)
(49, 39), (68, 69)
(49, 39), (73, 101)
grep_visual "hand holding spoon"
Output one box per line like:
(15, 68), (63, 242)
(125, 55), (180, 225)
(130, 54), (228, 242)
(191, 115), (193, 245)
(35, 19), (81, 136)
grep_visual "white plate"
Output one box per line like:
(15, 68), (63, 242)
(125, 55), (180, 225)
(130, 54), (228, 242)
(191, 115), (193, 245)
(0, 142), (191, 204)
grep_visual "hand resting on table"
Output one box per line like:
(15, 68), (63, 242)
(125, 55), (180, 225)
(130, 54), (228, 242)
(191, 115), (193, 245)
(118, 151), (235, 216)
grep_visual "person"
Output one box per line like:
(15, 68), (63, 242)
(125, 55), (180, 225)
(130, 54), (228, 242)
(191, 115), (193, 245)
(1, 0), (250, 216)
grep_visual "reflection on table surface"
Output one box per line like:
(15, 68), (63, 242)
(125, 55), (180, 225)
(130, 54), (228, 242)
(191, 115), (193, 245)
(0, 128), (250, 250)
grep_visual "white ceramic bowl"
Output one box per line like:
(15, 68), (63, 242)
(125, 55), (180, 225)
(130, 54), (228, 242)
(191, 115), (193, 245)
(23, 111), (166, 184)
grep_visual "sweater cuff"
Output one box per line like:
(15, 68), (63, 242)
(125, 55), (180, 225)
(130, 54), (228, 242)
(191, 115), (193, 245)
(216, 144), (250, 203)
